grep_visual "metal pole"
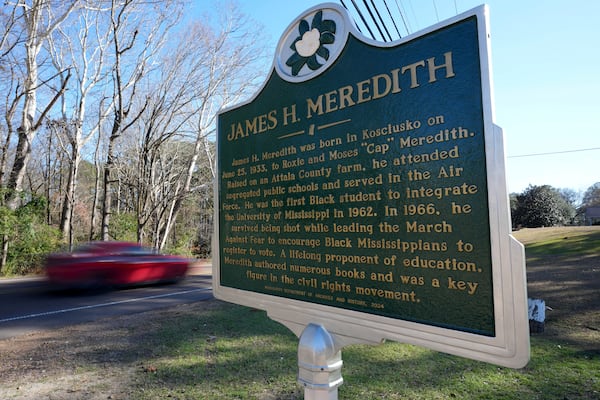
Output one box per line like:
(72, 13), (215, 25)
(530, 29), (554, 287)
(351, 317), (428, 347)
(297, 323), (344, 400)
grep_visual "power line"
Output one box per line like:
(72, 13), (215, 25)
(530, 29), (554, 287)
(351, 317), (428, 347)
(343, 0), (457, 40)
(382, 0), (402, 38)
(432, 0), (439, 22)
(335, 2), (598, 164)
(361, 0), (389, 41)
(508, 147), (600, 158)
(369, 0), (394, 41)
(394, 0), (411, 35)
(347, 0), (377, 39)
(403, 0), (416, 33)
(340, 0), (366, 36)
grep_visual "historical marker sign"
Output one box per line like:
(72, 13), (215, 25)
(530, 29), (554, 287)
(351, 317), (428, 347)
(214, 4), (529, 368)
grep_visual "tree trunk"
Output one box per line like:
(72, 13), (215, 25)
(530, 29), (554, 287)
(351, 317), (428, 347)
(89, 132), (103, 241)
(59, 148), (80, 246)
(100, 138), (116, 241)
(0, 235), (8, 273)
(158, 135), (211, 250)
(5, 128), (33, 209)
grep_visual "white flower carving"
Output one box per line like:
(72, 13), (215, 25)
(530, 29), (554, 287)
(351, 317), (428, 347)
(295, 28), (321, 57)
(286, 10), (337, 76)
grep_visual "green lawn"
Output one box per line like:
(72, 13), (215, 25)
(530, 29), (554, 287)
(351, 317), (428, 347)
(128, 301), (598, 399)
(513, 226), (600, 257)
(125, 227), (600, 399)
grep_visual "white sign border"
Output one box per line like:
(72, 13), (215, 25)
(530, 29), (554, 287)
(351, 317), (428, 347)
(213, 4), (530, 369)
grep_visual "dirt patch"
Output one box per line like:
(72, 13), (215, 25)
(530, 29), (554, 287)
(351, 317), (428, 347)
(0, 300), (221, 400)
(513, 227), (600, 352)
(0, 248), (599, 399)
(524, 254), (600, 351)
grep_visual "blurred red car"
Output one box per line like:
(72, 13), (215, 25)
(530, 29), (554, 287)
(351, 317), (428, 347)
(45, 241), (190, 289)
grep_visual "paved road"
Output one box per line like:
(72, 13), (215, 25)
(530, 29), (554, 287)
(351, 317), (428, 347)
(0, 271), (213, 340)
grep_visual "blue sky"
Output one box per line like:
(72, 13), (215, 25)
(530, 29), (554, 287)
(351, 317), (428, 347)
(202, 0), (599, 196)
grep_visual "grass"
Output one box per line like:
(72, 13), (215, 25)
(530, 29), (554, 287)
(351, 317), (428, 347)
(128, 302), (599, 399)
(513, 226), (600, 258)
(123, 226), (600, 399)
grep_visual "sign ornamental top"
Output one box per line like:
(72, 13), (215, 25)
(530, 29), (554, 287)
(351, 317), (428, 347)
(276, 6), (348, 82)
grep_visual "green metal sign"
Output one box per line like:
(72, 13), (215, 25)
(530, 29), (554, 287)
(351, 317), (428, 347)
(218, 11), (494, 335)
(215, 7), (530, 370)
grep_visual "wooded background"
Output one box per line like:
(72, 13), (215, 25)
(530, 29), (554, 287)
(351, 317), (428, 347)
(0, 0), (268, 274)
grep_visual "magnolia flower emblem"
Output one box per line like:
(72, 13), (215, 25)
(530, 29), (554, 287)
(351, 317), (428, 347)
(286, 11), (337, 76)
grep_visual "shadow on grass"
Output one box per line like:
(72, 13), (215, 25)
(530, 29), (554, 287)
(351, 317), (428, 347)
(525, 254), (600, 352)
(9, 300), (600, 400)
(35, 247), (598, 399)
(524, 230), (600, 257)
(341, 337), (598, 400)
(121, 302), (303, 399)
(105, 300), (599, 400)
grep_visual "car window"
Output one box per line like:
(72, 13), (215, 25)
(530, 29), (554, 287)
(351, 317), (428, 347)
(72, 243), (156, 255)
(119, 246), (155, 256)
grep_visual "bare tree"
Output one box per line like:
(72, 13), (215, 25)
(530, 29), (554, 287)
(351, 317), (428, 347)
(0, 0), (270, 262)
(89, 96), (109, 241)
(0, 1), (80, 270)
(115, 4), (267, 249)
(1, 2), (27, 187)
(4, 0), (81, 210)
(45, 4), (114, 245)
(99, 0), (185, 241)
(155, 6), (268, 250)
(0, 70), (22, 188)
(0, 3), (20, 57)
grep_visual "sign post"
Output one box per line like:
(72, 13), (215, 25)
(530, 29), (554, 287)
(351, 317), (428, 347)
(214, 3), (529, 394)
